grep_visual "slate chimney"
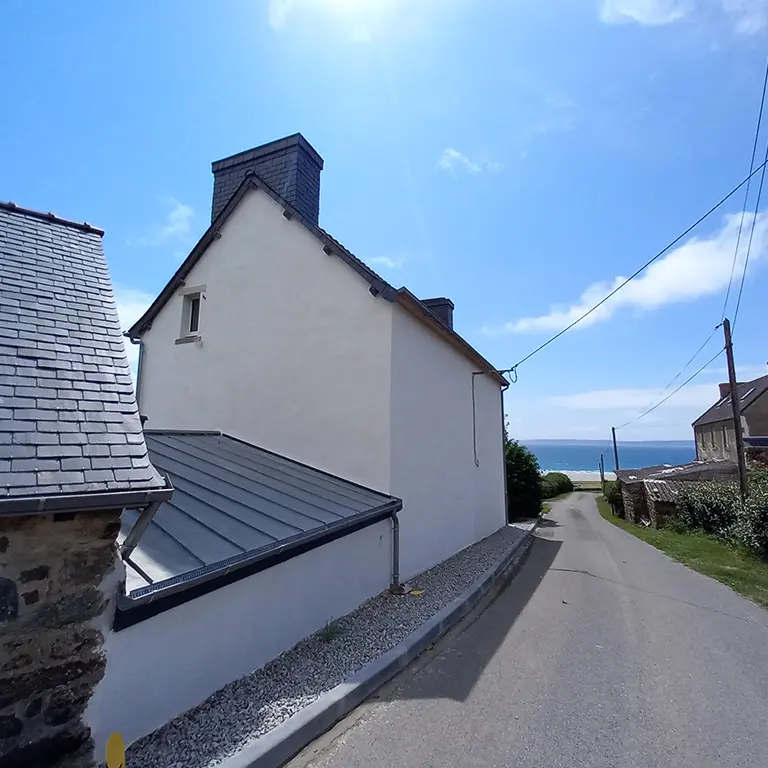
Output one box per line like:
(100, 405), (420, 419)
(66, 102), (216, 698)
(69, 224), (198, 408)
(211, 133), (324, 225)
(719, 382), (745, 399)
(422, 297), (455, 330)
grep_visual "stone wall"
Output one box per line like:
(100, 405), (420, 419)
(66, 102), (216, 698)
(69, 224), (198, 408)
(620, 483), (647, 524)
(747, 446), (768, 470)
(0, 510), (123, 768)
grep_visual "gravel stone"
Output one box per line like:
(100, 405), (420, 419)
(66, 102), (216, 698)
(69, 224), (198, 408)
(125, 523), (533, 768)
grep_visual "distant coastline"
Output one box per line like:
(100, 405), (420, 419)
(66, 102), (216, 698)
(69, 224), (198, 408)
(522, 439), (695, 474)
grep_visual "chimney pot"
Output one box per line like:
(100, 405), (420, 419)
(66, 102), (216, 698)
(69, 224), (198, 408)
(211, 133), (324, 226)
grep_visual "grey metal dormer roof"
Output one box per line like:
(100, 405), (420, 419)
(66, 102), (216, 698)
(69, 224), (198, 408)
(0, 202), (167, 511)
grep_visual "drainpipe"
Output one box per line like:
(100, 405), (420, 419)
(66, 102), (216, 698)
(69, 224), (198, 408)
(389, 509), (407, 594)
(125, 333), (144, 410)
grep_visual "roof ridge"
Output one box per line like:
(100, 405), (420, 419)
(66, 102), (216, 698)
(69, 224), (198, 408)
(0, 201), (104, 235)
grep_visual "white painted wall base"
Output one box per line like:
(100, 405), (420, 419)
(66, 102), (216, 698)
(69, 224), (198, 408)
(87, 520), (391, 756)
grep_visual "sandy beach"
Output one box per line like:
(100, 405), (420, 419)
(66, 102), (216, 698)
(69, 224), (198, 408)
(551, 470), (617, 482)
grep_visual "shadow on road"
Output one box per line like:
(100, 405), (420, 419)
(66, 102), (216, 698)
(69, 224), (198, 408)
(538, 518), (560, 528)
(383, 534), (562, 704)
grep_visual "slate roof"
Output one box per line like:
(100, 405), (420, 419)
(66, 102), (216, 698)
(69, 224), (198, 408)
(127, 173), (508, 386)
(616, 460), (737, 484)
(118, 431), (401, 620)
(0, 202), (167, 508)
(643, 479), (691, 504)
(693, 375), (768, 427)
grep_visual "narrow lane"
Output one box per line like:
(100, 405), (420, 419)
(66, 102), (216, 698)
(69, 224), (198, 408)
(289, 493), (768, 768)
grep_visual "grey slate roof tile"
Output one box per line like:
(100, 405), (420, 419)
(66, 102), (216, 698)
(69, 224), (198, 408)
(0, 203), (166, 500)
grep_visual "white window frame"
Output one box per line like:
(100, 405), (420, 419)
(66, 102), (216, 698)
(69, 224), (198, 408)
(178, 284), (206, 341)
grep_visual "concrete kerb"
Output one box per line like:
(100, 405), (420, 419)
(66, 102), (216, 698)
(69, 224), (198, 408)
(219, 521), (540, 768)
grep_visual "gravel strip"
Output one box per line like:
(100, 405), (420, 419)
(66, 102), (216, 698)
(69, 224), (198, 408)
(126, 523), (534, 768)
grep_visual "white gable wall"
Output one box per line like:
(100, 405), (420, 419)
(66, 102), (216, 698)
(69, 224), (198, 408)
(389, 307), (506, 580)
(139, 188), (393, 492)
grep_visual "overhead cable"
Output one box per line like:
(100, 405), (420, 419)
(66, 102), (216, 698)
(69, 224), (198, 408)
(721, 54), (768, 322)
(615, 347), (725, 430)
(501, 156), (768, 379)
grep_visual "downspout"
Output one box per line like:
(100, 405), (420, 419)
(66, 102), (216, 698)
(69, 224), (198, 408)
(125, 333), (144, 410)
(389, 508), (407, 594)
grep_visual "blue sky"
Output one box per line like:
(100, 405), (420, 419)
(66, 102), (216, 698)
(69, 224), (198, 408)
(2, 0), (768, 441)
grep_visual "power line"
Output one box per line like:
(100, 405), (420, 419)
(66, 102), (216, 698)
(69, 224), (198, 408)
(615, 347), (725, 430)
(502, 156), (768, 378)
(733, 120), (768, 334)
(615, 324), (720, 430)
(722, 54), (768, 322)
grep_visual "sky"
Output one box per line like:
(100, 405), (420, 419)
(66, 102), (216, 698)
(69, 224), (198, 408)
(2, 0), (768, 442)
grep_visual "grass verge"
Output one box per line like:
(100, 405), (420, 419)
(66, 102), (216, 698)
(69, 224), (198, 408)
(597, 496), (768, 608)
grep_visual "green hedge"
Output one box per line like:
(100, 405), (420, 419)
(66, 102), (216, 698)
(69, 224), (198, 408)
(505, 440), (542, 520)
(674, 476), (768, 558)
(541, 472), (574, 499)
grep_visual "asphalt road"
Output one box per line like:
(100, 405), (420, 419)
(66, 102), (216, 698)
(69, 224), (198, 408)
(288, 493), (768, 768)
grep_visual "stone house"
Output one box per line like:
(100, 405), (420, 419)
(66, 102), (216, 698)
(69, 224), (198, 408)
(616, 462), (736, 526)
(693, 375), (768, 462)
(0, 202), (172, 768)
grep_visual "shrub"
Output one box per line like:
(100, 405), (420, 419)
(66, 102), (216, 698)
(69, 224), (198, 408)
(730, 485), (768, 557)
(505, 440), (543, 520)
(541, 472), (574, 499)
(604, 481), (624, 518)
(676, 481), (741, 537)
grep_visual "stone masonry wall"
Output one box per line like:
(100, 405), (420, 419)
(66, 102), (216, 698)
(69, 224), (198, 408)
(0, 510), (123, 768)
(747, 446), (768, 470)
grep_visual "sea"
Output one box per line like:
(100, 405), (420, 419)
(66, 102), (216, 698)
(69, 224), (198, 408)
(522, 439), (696, 474)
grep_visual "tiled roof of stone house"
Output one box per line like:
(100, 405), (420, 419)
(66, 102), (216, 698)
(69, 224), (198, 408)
(0, 202), (168, 510)
(693, 375), (768, 427)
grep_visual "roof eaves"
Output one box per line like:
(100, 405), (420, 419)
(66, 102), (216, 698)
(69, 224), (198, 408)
(396, 288), (508, 387)
(0, 481), (174, 518)
(128, 174), (399, 337)
(0, 201), (104, 235)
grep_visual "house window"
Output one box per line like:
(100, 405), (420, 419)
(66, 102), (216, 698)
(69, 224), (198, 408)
(187, 294), (201, 334)
(722, 426), (729, 449)
(178, 286), (205, 340)
(710, 428), (716, 449)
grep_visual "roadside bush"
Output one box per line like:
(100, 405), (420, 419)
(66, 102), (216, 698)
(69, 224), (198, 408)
(676, 481), (741, 537)
(541, 472), (574, 499)
(730, 485), (768, 557)
(505, 440), (543, 520)
(604, 481), (624, 518)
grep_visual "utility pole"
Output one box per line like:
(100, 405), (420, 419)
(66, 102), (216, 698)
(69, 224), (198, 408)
(723, 318), (749, 499)
(599, 453), (606, 493)
(612, 427), (620, 473)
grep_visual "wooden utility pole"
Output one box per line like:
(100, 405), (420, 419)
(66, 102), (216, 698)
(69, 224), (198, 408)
(612, 427), (620, 472)
(599, 453), (606, 493)
(723, 318), (749, 499)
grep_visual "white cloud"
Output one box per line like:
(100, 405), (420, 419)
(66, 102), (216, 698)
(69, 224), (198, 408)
(269, 0), (295, 29)
(721, 0), (768, 33)
(370, 255), (406, 269)
(488, 211), (768, 335)
(436, 149), (503, 175)
(158, 198), (194, 241)
(113, 287), (155, 379)
(600, 0), (694, 25)
(600, 0), (768, 33)
(134, 197), (195, 249)
(550, 382), (719, 410)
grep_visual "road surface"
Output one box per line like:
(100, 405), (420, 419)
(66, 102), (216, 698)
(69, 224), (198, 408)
(289, 493), (768, 768)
